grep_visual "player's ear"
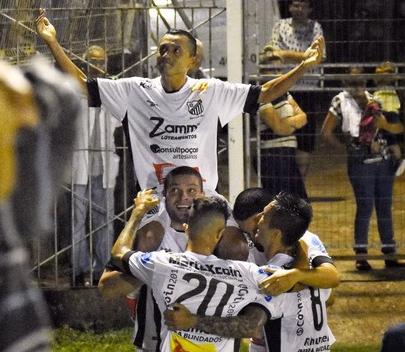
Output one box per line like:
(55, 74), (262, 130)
(216, 228), (225, 242)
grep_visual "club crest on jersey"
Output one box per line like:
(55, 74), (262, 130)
(187, 99), (204, 116)
(139, 80), (152, 89)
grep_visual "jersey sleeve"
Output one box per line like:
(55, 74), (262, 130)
(122, 250), (157, 284)
(210, 79), (255, 126)
(96, 77), (135, 122)
(329, 94), (343, 122)
(302, 232), (334, 268)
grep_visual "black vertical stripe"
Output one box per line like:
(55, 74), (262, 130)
(264, 318), (282, 352)
(152, 292), (162, 352)
(87, 78), (101, 107)
(121, 113), (134, 164)
(233, 337), (241, 352)
(134, 285), (148, 347)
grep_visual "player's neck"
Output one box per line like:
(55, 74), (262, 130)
(171, 221), (185, 232)
(160, 74), (188, 93)
(186, 241), (214, 256)
(265, 244), (288, 261)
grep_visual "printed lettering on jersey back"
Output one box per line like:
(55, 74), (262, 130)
(170, 332), (216, 351)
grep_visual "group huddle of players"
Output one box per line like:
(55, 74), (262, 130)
(34, 7), (338, 351)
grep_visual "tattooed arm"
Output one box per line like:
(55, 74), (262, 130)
(163, 303), (267, 338)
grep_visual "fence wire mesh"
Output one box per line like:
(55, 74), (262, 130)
(1, 0), (405, 287)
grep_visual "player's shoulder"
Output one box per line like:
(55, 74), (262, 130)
(302, 231), (326, 249)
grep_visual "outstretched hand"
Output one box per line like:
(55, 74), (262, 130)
(164, 303), (197, 331)
(303, 36), (325, 68)
(35, 8), (57, 44)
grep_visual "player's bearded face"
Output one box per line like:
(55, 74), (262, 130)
(165, 175), (203, 225)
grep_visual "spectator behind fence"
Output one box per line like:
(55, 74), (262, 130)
(35, 8), (324, 194)
(0, 59), (81, 352)
(71, 45), (120, 287)
(262, 0), (326, 179)
(256, 93), (309, 200)
(321, 67), (405, 271)
(373, 61), (404, 174)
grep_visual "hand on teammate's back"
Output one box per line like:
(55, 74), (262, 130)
(164, 303), (197, 331)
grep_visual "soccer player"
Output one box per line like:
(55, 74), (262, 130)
(99, 166), (204, 351)
(110, 194), (274, 351)
(218, 188), (339, 295)
(164, 193), (336, 352)
(35, 8), (325, 193)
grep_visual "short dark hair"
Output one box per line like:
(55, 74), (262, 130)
(188, 196), (229, 235)
(165, 28), (197, 56)
(267, 192), (313, 247)
(233, 188), (273, 221)
(163, 166), (203, 194)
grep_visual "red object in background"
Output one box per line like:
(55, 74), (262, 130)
(125, 294), (138, 321)
(359, 102), (380, 145)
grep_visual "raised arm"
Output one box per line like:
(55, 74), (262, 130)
(110, 190), (159, 267)
(35, 8), (87, 91)
(164, 303), (267, 338)
(258, 36), (325, 104)
(99, 220), (165, 298)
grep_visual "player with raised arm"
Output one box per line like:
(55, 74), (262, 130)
(99, 166), (204, 351)
(164, 192), (336, 352)
(35, 9), (324, 193)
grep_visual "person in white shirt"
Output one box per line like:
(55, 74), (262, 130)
(164, 192), (336, 352)
(71, 45), (120, 286)
(111, 193), (275, 352)
(35, 8), (324, 194)
(99, 166), (204, 351)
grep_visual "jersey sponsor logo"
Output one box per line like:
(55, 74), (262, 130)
(187, 99), (204, 116)
(149, 116), (198, 138)
(150, 144), (198, 155)
(168, 256), (242, 278)
(139, 80), (152, 89)
(300, 335), (331, 352)
(296, 291), (305, 336)
(170, 332), (217, 351)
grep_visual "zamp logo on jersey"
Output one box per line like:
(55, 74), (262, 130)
(149, 117), (198, 138)
(187, 99), (204, 116)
